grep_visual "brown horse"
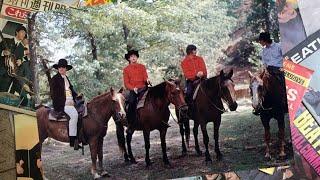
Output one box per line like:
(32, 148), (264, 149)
(184, 70), (238, 163)
(119, 80), (188, 167)
(248, 70), (286, 159)
(36, 88), (127, 179)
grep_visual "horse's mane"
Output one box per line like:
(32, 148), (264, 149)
(147, 82), (166, 100)
(259, 70), (278, 92)
(88, 91), (111, 104)
(203, 75), (220, 90)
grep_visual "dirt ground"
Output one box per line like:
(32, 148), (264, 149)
(41, 99), (293, 180)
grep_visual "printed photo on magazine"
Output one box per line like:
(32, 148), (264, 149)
(28, 1), (293, 179)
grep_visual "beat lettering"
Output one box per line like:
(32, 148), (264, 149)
(291, 53), (302, 63)
(302, 47), (314, 59)
(308, 40), (319, 51)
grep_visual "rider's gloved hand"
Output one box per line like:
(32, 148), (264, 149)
(133, 87), (138, 94)
(196, 71), (204, 78)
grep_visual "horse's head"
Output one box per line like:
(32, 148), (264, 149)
(248, 71), (264, 111)
(218, 69), (238, 111)
(110, 87), (126, 121)
(165, 79), (188, 118)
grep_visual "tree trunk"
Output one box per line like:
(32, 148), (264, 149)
(40, 57), (52, 82)
(28, 12), (41, 105)
(262, 0), (270, 32)
(123, 23), (132, 51)
(88, 32), (97, 61)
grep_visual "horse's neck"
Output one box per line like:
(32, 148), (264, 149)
(146, 86), (170, 109)
(261, 76), (282, 106)
(88, 94), (113, 122)
(202, 78), (220, 99)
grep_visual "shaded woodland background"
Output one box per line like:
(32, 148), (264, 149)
(29, 0), (280, 103)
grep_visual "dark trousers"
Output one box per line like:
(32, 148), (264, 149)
(267, 66), (288, 113)
(0, 73), (13, 92)
(126, 87), (147, 125)
(267, 66), (285, 87)
(185, 80), (195, 105)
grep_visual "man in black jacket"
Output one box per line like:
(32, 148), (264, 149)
(50, 59), (80, 149)
(0, 25), (28, 92)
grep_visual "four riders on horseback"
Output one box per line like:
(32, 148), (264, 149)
(48, 32), (288, 163)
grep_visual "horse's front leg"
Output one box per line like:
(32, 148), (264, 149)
(277, 115), (286, 159)
(160, 128), (170, 166)
(193, 121), (202, 156)
(126, 129), (137, 164)
(214, 116), (223, 161)
(143, 130), (151, 166)
(261, 116), (271, 160)
(97, 137), (109, 177)
(200, 123), (212, 163)
(179, 123), (187, 156)
(89, 137), (100, 179)
(185, 120), (190, 148)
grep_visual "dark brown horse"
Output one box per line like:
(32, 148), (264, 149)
(179, 70), (238, 162)
(36, 88), (127, 179)
(119, 80), (188, 166)
(248, 70), (286, 159)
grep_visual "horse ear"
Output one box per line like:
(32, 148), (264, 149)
(110, 87), (115, 96)
(118, 87), (124, 94)
(175, 78), (181, 85)
(248, 70), (254, 78)
(220, 70), (224, 77)
(226, 69), (233, 79)
(165, 80), (175, 87)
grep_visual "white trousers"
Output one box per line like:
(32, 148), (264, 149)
(64, 106), (78, 136)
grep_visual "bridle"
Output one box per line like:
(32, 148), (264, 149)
(250, 79), (272, 111)
(199, 77), (235, 113)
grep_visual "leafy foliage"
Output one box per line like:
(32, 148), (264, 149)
(34, 0), (241, 101)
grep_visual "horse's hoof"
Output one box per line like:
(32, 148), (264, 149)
(216, 154), (223, 161)
(164, 162), (172, 169)
(130, 158), (137, 164)
(264, 155), (272, 161)
(125, 158), (130, 163)
(196, 150), (202, 156)
(205, 158), (213, 165)
(93, 173), (101, 179)
(100, 170), (110, 177)
(146, 162), (152, 168)
(278, 154), (287, 160)
(181, 150), (187, 157)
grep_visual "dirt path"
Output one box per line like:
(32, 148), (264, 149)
(42, 100), (293, 179)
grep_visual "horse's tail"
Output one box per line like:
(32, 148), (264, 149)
(36, 107), (49, 143)
(115, 122), (126, 154)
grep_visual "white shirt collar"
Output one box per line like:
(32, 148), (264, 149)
(14, 37), (21, 45)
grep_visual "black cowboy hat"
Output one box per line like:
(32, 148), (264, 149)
(125, 50), (139, 61)
(258, 32), (271, 42)
(53, 59), (73, 70)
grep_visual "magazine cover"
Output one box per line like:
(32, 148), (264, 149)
(284, 29), (320, 125)
(277, 0), (307, 54)
(298, 0), (320, 36)
(0, 0), (80, 109)
(28, 1), (293, 179)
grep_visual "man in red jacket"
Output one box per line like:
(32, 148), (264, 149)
(123, 50), (149, 130)
(181, 45), (207, 114)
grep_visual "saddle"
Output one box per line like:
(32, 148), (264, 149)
(137, 89), (149, 109)
(48, 96), (89, 147)
(190, 78), (202, 100)
(124, 87), (148, 112)
(48, 96), (88, 122)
